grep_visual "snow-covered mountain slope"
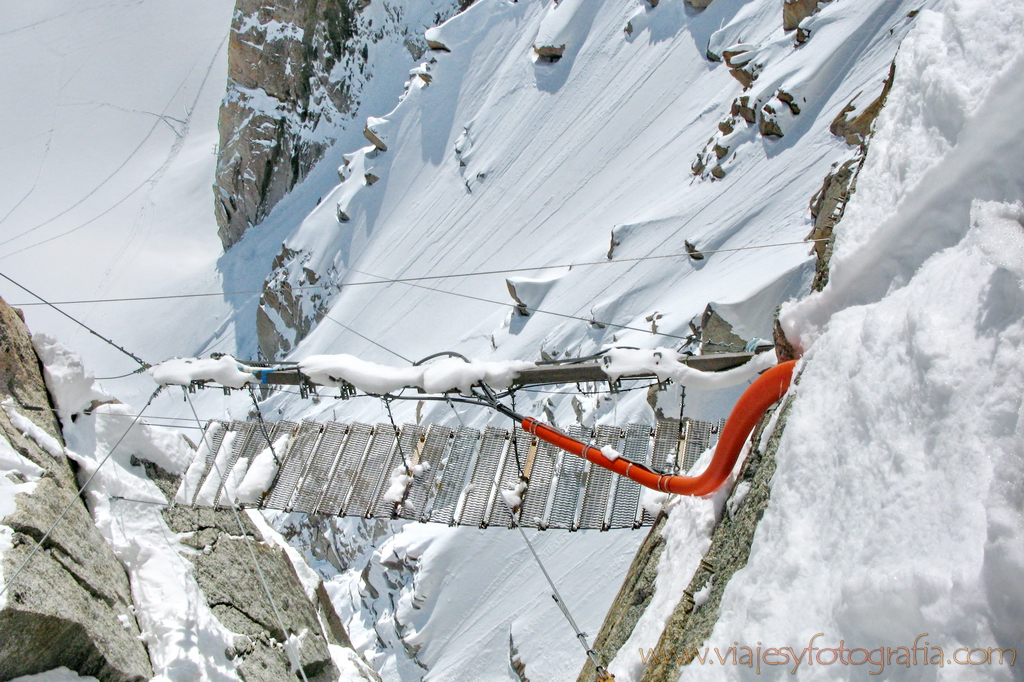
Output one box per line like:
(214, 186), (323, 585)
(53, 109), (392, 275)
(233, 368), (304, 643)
(232, 1), (953, 681)
(257, 0), (915, 430)
(271, 513), (644, 682)
(0, 0), (235, 385)
(6, 0), (1022, 681)
(215, 0), (468, 249)
(602, 2), (1024, 680)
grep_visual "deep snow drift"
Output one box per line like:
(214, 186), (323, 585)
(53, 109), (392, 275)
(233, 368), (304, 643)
(697, 198), (1024, 680)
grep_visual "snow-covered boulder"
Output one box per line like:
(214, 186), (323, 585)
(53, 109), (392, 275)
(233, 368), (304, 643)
(533, 0), (599, 62)
(424, 26), (451, 52)
(783, 0), (826, 31)
(363, 116), (390, 152)
(505, 268), (570, 317)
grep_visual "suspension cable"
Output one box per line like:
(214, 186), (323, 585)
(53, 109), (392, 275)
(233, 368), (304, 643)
(488, 439), (615, 681)
(0, 270), (150, 369)
(318, 313), (411, 363)
(508, 390), (524, 478)
(350, 268), (693, 341)
(10, 238), (830, 307)
(382, 396), (411, 474)
(513, 525), (614, 680)
(247, 385), (281, 465)
(94, 366), (151, 380)
(445, 395), (466, 427)
(438, 393), (614, 680)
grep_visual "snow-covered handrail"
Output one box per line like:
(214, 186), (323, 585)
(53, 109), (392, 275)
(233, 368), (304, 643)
(149, 347), (774, 394)
(298, 354), (536, 394)
(149, 355), (261, 389)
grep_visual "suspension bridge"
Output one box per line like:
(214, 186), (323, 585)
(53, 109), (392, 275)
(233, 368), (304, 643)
(178, 416), (726, 530)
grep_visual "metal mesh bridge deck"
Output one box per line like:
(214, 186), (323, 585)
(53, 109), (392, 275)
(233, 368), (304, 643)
(178, 418), (725, 530)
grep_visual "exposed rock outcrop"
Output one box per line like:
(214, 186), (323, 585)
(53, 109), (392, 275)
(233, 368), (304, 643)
(215, 0), (467, 250)
(783, 0), (827, 31)
(809, 60), (896, 289)
(758, 103), (783, 138)
(0, 296), (153, 682)
(693, 90), (798, 180)
(216, 0), (362, 249)
(257, 246), (342, 361)
(830, 61), (896, 147)
(730, 95), (755, 123)
(363, 118), (389, 152)
(509, 631), (531, 682)
(806, 158), (860, 291)
(162, 505), (359, 681)
(575, 515), (668, 682)
(223, 1), (467, 358)
(636, 399), (791, 682)
(534, 45), (566, 62)
(699, 305), (747, 353)
(575, 399), (791, 682)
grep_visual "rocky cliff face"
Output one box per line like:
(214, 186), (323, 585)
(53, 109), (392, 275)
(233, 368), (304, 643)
(217, 0), (470, 360)
(255, 245), (342, 361)
(1, 296), (379, 681)
(215, 0), (468, 250)
(159, 504), (372, 682)
(216, 0), (358, 249)
(0, 296), (153, 682)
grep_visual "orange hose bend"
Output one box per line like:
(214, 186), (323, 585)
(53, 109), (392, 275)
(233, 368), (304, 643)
(522, 359), (797, 497)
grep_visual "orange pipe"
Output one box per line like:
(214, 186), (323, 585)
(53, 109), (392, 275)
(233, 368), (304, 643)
(522, 360), (796, 497)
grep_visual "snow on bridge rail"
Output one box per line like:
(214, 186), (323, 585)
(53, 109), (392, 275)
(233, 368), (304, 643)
(176, 417), (725, 530)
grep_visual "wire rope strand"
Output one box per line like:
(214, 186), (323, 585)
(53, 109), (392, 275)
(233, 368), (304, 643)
(9, 238), (830, 307)
(318, 313), (411, 363)
(508, 390), (524, 478)
(5, 236), (822, 346)
(247, 384), (281, 465)
(94, 366), (151, 380)
(513, 511), (613, 680)
(442, 392), (613, 680)
(348, 267), (693, 341)
(110, 495), (171, 506)
(382, 396), (411, 474)
(445, 395), (466, 427)
(0, 270), (150, 369)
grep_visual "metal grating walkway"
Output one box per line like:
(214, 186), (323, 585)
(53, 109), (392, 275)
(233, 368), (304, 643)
(179, 418), (725, 530)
